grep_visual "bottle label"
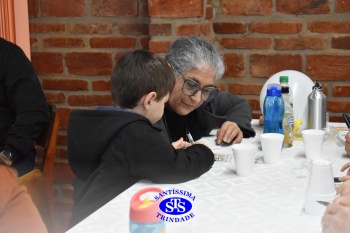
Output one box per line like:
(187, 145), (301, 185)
(283, 114), (294, 147)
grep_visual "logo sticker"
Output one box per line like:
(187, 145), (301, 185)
(154, 188), (196, 223)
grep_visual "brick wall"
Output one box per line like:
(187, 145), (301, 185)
(28, 0), (350, 232)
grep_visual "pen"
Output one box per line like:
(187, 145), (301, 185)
(343, 114), (350, 130)
(186, 130), (195, 144)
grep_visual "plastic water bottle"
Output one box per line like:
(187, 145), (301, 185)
(308, 81), (327, 129)
(279, 76), (293, 107)
(130, 187), (165, 233)
(263, 83), (284, 134)
(280, 76), (294, 148)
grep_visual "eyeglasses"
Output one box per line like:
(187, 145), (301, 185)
(174, 70), (219, 101)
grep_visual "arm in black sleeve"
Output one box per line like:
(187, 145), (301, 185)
(0, 42), (50, 162)
(125, 123), (214, 184)
(200, 91), (255, 138)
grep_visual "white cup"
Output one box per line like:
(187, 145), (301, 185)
(302, 129), (325, 160)
(304, 159), (336, 216)
(260, 133), (284, 164)
(232, 143), (257, 176)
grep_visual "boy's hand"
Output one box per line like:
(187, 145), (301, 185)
(172, 138), (192, 149)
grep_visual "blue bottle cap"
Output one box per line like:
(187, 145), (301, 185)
(266, 83), (282, 96)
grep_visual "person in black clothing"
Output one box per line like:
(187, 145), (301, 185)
(68, 49), (214, 227)
(0, 38), (50, 176)
(155, 36), (255, 145)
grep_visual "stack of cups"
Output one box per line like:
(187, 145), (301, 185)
(304, 160), (336, 216)
(260, 133), (284, 164)
(302, 129), (326, 160)
(130, 187), (165, 233)
(232, 143), (257, 176)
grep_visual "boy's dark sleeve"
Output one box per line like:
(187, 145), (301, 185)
(125, 123), (214, 184)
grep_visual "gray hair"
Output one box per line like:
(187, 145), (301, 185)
(165, 36), (225, 82)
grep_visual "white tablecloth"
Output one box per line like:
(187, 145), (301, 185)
(66, 120), (349, 233)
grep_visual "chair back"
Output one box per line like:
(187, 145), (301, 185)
(33, 104), (59, 232)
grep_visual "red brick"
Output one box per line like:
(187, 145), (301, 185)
(42, 0), (87, 17)
(213, 22), (246, 34)
(149, 40), (171, 53)
(43, 79), (88, 91)
(54, 162), (74, 184)
(336, 0), (350, 12)
(276, 0), (330, 14)
(221, 0), (272, 15)
(308, 21), (350, 33)
(115, 52), (128, 63)
(216, 82), (227, 91)
(333, 86), (350, 97)
(252, 112), (262, 119)
(67, 23), (113, 34)
(229, 83), (263, 95)
(28, 0), (39, 17)
(177, 24), (201, 36)
(207, 0), (213, 4)
(149, 0), (203, 17)
(221, 38), (271, 49)
(66, 52), (112, 75)
(140, 0), (149, 17)
(140, 37), (151, 49)
(57, 108), (72, 130)
(56, 148), (68, 160)
(44, 93), (66, 104)
(43, 37), (84, 48)
(30, 38), (38, 47)
(327, 101), (350, 112)
(176, 24), (210, 36)
(330, 115), (346, 123)
(206, 6), (213, 20)
(275, 37), (327, 50)
(92, 0), (137, 16)
(119, 23), (149, 35)
(68, 95), (113, 106)
(332, 37), (350, 49)
(306, 55), (350, 80)
(250, 22), (302, 34)
(90, 37), (136, 48)
(92, 80), (111, 91)
(223, 54), (245, 78)
(247, 98), (261, 111)
(57, 134), (67, 146)
(250, 54), (302, 78)
(30, 23), (65, 33)
(31, 52), (63, 74)
(149, 24), (172, 36)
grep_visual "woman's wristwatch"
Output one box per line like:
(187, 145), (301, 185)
(0, 150), (13, 166)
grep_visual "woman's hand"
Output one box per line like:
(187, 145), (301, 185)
(171, 137), (192, 149)
(216, 121), (243, 145)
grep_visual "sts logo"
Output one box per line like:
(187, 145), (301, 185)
(159, 198), (192, 215)
(154, 189), (196, 223)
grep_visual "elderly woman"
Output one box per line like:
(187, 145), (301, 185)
(155, 36), (255, 145)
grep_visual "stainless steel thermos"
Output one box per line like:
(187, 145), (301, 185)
(308, 81), (327, 129)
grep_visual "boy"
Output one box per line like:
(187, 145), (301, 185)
(68, 50), (214, 227)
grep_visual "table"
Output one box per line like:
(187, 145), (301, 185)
(66, 120), (349, 233)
